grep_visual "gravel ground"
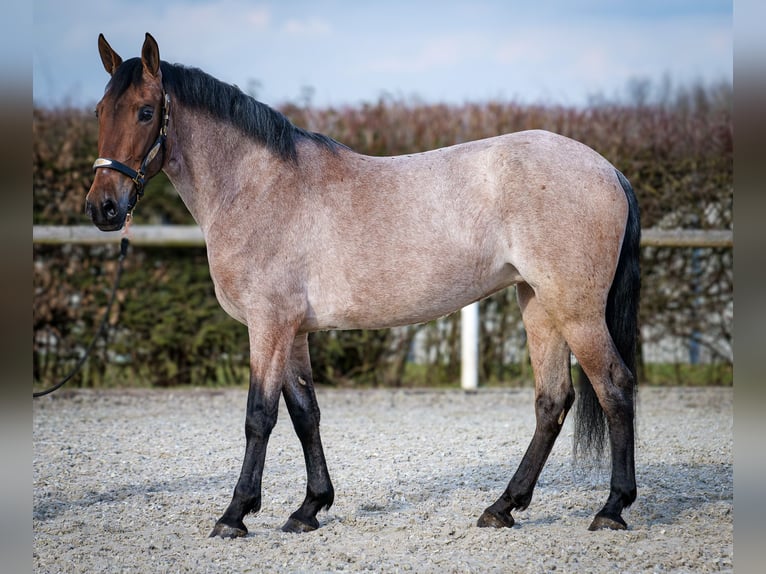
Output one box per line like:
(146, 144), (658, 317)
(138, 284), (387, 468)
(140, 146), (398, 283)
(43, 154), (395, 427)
(33, 386), (732, 573)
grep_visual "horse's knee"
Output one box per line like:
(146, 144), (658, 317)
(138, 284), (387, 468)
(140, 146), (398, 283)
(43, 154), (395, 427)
(244, 404), (279, 441)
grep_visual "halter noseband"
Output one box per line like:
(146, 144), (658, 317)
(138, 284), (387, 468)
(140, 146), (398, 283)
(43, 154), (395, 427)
(93, 91), (171, 199)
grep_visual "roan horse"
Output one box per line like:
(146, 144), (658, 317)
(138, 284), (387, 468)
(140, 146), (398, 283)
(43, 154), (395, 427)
(86, 34), (640, 538)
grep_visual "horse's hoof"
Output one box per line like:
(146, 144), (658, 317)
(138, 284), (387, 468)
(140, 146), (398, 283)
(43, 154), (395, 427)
(477, 508), (515, 528)
(588, 514), (627, 531)
(281, 516), (319, 533)
(209, 521), (248, 538)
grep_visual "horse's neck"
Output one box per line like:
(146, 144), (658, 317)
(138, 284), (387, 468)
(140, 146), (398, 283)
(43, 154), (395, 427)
(162, 105), (280, 231)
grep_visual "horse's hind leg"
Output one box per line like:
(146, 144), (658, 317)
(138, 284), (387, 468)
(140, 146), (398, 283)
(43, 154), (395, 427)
(280, 334), (335, 533)
(478, 283), (575, 528)
(562, 320), (636, 530)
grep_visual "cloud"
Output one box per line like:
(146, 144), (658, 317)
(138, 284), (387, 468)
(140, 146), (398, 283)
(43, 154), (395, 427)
(282, 17), (332, 37)
(493, 14), (731, 95)
(246, 6), (271, 29)
(368, 33), (485, 73)
(162, 1), (272, 40)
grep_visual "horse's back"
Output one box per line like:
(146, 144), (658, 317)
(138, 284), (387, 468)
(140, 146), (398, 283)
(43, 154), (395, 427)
(338, 129), (627, 235)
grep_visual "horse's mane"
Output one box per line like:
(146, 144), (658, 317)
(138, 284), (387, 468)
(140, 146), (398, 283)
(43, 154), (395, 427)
(106, 58), (342, 162)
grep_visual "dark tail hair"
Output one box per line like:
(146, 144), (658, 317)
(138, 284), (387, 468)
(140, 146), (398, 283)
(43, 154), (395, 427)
(574, 169), (641, 461)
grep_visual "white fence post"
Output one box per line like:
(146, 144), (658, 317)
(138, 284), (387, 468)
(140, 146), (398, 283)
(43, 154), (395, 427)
(461, 302), (479, 390)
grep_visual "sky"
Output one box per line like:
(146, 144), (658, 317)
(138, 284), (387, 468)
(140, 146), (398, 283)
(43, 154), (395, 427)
(32, 0), (732, 109)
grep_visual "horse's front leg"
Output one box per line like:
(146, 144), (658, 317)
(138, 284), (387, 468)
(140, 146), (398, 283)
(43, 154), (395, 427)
(209, 324), (296, 539)
(280, 334), (335, 533)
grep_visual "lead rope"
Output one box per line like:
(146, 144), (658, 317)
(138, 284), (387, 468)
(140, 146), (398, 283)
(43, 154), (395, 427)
(33, 237), (130, 398)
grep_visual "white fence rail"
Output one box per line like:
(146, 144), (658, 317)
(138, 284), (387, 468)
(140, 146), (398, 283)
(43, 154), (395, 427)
(32, 225), (733, 248)
(33, 225), (733, 389)
(33, 225), (205, 246)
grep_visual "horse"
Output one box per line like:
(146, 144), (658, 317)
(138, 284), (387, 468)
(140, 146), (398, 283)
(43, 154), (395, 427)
(86, 33), (640, 538)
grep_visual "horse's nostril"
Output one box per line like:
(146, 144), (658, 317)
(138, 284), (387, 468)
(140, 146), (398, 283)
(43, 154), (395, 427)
(103, 199), (118, 220)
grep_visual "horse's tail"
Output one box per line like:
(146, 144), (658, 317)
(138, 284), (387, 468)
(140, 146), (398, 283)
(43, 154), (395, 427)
(574, 169), (641, 461)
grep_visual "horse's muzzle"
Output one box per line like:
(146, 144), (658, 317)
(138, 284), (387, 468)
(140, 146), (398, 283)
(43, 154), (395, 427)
(86, 194), (131, 231)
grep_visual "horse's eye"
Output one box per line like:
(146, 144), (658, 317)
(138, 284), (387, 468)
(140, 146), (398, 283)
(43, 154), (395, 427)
(138, 106), (154, 123)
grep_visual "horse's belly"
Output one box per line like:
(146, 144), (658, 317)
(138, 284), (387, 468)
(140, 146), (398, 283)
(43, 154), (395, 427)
(305, 259), (522, 331)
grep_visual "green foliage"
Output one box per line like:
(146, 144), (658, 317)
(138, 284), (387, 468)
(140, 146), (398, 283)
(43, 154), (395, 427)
(34, 243), (249, 388)
(309, 330), (395, 386)
(642, 362), (733, 386)
(33, 108), (98, 225)
(111, 247), (249, 386)
(33, 82), (732, 389)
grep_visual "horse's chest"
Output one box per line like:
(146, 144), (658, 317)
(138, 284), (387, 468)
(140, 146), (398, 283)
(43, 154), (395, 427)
(211, 278), (248, 324)
(206, 258), (249, 325)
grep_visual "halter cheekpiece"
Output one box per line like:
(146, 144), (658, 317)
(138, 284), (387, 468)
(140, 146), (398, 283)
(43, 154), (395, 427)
(92, 91), (171, 198)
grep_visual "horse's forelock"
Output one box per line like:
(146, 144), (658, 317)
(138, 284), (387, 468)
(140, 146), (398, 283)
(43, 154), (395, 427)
(104, 57), (146, 98)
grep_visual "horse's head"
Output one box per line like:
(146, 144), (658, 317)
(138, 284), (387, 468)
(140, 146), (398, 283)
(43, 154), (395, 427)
(86, 33), (169, 231)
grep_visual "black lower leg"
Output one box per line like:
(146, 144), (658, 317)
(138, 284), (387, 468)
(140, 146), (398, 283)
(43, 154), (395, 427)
(479, 391), (574, 528)
(589, 426), (636, 530)
(590, 382), (636, 531)
(210, 380), (279, 538)
(281, 374), (334, 533)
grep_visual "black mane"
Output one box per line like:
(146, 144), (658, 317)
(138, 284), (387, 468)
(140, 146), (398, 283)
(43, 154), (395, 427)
(106, 58), (342, 162)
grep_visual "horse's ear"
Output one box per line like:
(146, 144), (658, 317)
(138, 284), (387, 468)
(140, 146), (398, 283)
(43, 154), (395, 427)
(98, 33), (123, 76)
(141, 33), (161, 78)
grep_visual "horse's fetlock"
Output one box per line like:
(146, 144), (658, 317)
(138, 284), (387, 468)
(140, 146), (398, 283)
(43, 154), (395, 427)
(232, 490), (261, 516)
(308, 483), (335, 511)
(515, 496), (532, 511)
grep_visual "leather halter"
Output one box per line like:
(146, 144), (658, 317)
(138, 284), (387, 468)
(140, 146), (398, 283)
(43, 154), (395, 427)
(92, 91), (171, 199)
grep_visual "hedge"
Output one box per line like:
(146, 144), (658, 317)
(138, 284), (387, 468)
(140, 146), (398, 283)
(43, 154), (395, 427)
(33, 82), (732, 389)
